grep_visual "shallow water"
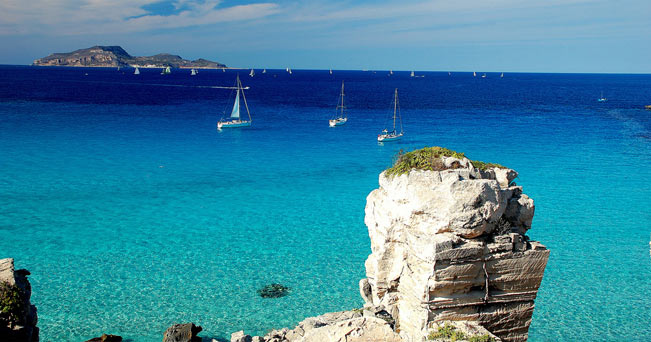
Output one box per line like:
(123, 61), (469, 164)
(0, 66), (650, 341)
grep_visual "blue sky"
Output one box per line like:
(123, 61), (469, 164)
(0, 0), (650, 72)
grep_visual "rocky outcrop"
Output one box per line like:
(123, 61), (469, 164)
(33, 46), (226, 68)
(230, 149), (547, 342)
(0, 258), (39, 342)
(362, 155), (548, 342)
(162, 323), (202, 342)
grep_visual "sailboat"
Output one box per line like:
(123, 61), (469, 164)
(217, 75), (252, 129)
(448, 72), (451, 76)
(329, 69), (333, 75)
(329, 81), (348, 127)
(482, 73), (487, 78)
(377, 88), (404, 142)
(598, 91), (607, 102)
(473, 71), (477, 77)
(161, 66), (171, 75)
(134, 67), (140, 75)
(262, 69), (266, 74)
(191, 68), (197, 76)
(410, 71), (415, 77)
(288, 68), (292, 74)
(222, 68), (226, 72)
(500, 72), (504, 78)
(389, 70), (393, 76)
(249, 69), (255, 77)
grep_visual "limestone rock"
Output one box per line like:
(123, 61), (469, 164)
(162, 323), (202, 342)
(363, 161), (548, 342)
(299, 317), (400, 342)
(0, 258), (39, 342)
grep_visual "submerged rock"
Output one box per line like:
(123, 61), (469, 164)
(0, 258), (39, 342)
(162, 323), (202, 342)
(257, 283), (290, 298)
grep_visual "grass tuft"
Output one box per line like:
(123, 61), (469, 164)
(385, 147), (508, 177)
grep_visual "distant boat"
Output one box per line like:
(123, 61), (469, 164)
(117, 66), (120, 71)
(191, 68), (197, 76)
(161, 66), (171, 75)
(500, 72), (504, 78)
(482, 73), (487, 78)
(598, 92), (607, 102)
(262, 69), (266, 74)
(217, 75), (252, 130)
(473, 71), (477, 77)
(389, 70), (393, 76)
(378, 88), (404, 142)
(249, 69), (255, 77)
(410, 71), (415, 77)
(448, 72), (451, 76)
(288, 68), (292, 74)
(222, 68), (226, 72)
(329, 69), (333, 75)
(134, 67), (140, 75)
(329, 81), (348, 127)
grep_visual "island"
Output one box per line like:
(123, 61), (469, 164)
(32, 46), (226, 69)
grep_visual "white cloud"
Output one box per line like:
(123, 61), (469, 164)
(0, 0), (281, 35)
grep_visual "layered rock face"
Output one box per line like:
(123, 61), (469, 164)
(0, 258), (39, 342)
(361, 157), (548, 342)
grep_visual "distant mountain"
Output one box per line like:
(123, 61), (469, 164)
(33, 46), (227, 69)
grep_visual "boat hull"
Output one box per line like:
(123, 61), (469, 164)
(378, 133), (403, 142)
(218, 120), (251, 129)
(329, 118), (347, 127)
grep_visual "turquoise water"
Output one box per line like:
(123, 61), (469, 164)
(0, 67), (650, 341)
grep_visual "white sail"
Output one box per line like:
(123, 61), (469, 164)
(230, 90), (240, 119)
(410, 71), (415, 77)
(249, 69), (255, 77)
(330, 69), (333, 74)
(262, 69), (266, 73)
(473, 71), (476, 77)
(191, 68), (197, 75)
(134, 67), (140, 75)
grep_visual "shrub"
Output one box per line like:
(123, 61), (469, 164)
(0, 281), (25, 326)
(385, 147), (508, 177)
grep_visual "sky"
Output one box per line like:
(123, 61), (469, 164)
(0, 0), (650, 73)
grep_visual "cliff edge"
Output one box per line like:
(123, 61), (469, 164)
(232, 147), (548, 342)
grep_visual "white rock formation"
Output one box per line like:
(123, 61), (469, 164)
(362, 159), (548, 342)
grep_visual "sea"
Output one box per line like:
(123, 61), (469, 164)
(0, 66), (649, 342)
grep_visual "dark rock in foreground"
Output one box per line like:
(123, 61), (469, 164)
(162, 323), (202, 342)
(33, 46), (226, 69)
(0, 258), (39, 342)
(84, 333), (122, 342)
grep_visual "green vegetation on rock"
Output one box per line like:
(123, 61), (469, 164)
(385, 147), (507, 177)
(427, 323), (496, 342)
(0, 281), (25, 325)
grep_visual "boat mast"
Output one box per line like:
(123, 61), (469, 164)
(238, 75), (252, 121)
(340, 81), (345, 118)
(393, 88), (397, 133)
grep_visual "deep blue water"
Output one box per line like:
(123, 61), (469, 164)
(0, 66), (650, 341)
